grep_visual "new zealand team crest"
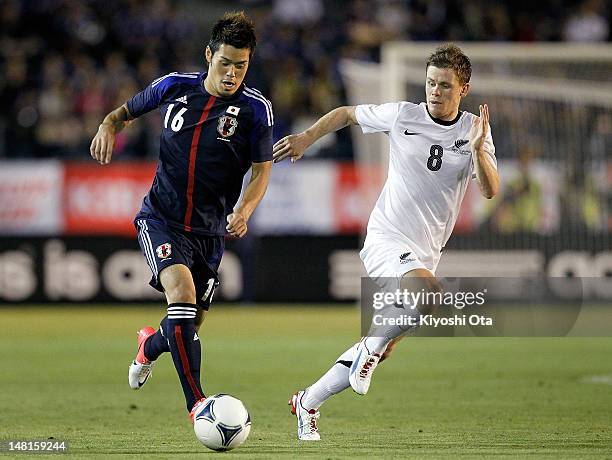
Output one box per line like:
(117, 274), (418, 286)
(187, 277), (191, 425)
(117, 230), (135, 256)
(156, 243), (172, 259)
(217, 115), (238, 137)
(451, 138), (471, 155)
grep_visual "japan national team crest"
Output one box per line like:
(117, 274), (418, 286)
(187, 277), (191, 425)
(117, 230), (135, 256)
(217, 115), (238, 137)
(156, 243), (172, 259)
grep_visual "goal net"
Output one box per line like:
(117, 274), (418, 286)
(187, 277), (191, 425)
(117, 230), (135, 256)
(340, 43), (612, 277)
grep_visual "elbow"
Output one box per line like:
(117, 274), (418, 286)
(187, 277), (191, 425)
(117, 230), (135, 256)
(345, 106), (358, 125)
(479, 176), (499, 199)
(483, 182), (499, 199)
(482, 171), (500, 199)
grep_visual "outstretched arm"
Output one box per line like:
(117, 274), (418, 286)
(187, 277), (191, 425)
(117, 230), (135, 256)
(272, 106), (358, 163)
(470, 104), (499, 199)
(226, 160), (272, 238)
(90, 103), (134, 165)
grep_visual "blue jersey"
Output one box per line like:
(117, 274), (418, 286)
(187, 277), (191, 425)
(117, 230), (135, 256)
(127, 72), (273, 235)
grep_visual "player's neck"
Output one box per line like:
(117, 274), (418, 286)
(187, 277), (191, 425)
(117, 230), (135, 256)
(202, 76), (221, 97)
(426, 105), (462, 125)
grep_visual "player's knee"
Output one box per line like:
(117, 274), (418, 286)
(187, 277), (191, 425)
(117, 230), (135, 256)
(160, 265), (197, 303)
(164, 279), (196, 303)
(417, 279), (442, 315)
(401, 270), (442, 315)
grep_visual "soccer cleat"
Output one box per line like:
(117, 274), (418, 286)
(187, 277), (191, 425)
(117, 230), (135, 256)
(128, 326), (156, 390)
(189, 397), (208, 425)
(288, 390), (321, 441)
(348, 344), (382, 395)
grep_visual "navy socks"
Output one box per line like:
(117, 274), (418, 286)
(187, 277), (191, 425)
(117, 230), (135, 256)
(165, 303), (205, 411)
(143, 316), (170, 362)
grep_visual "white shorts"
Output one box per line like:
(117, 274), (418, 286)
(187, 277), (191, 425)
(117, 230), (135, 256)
(359, 232), (433, 291)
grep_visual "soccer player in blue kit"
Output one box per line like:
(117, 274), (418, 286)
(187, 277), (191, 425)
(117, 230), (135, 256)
(90, 12), (273, 422)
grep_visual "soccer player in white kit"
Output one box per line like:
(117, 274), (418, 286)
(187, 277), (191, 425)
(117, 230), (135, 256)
(273, 44), (499, 441)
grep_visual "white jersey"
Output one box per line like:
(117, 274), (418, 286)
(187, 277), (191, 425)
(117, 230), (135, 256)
(356, 101), (496, 271)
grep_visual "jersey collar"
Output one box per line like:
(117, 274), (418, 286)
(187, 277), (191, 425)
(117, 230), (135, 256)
(425, 105), (462, 126)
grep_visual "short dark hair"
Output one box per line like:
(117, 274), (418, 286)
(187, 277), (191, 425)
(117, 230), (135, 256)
(208, 11), (257, 57)
(426, 44), (472, 85)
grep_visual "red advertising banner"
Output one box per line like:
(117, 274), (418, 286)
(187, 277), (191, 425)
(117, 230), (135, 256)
(63, 162), (156, 235)
(0, 161), (63, 235)
(1, 158), (591, 237)
(332, 163), (384, 234)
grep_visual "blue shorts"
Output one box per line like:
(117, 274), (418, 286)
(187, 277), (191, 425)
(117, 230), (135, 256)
(135, 217), (223, 310)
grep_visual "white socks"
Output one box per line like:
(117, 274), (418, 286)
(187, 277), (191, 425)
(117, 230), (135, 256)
(300, 333), (399, 410)
(362, 336), (391, 355)
(301, 343), (359, 410)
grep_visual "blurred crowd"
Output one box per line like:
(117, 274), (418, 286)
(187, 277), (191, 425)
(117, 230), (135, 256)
(0, 0), (610, 160)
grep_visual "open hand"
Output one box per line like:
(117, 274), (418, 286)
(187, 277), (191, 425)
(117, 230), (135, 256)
(469, 104), (489, 154)
(272, 133), (311, 163)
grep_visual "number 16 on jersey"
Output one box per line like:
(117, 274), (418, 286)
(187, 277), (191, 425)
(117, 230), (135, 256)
(164, 104), (188, 132)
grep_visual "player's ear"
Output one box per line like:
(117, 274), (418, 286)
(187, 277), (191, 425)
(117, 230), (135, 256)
(205, 46), (213, 65)
(460, 82), (470, 98)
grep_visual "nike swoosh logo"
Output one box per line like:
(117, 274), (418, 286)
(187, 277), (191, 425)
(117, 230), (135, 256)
(404, 130), (420, 135)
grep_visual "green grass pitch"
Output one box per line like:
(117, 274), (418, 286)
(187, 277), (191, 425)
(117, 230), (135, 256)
(1, 306), (611, 459)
